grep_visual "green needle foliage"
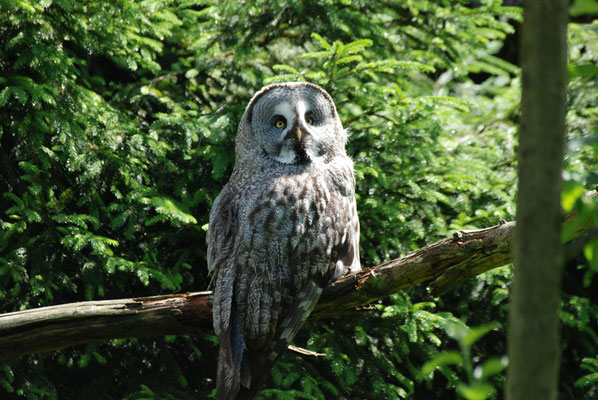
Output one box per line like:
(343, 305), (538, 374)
(0, 1), (596, 399)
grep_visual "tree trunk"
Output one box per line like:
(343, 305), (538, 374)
(506, 1), (568, 400)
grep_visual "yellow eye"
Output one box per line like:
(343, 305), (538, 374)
(307, 117), (314, 125)
(275, 119), (286, 129)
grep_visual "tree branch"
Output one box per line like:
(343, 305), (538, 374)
(0, 293), (213, 361)
(1, 193), (595, 361)
(313, 220), (514, 319)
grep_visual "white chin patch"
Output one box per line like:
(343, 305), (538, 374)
(274, 144), (296, 164)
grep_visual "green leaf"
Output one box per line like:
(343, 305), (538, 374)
(562, 180), (587, 212)
(463, 322), (499, 348)
(570, 0), (598, 16)
(456, 382), (495, 400)
(583, 239), (598, 272)
(569, 63), (598, 79)
(341, 38), (373, 55)
(444, 321), (470, 342)
(420, 351), (463, 376)
(575, 372), (598, 388)
(311, 32), (331, 50)
(144, 196), (197, 225)
(0, 87), (11, 107)
(473, 356), (508, 379)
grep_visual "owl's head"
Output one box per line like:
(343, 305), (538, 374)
(235, 82), (347, 169)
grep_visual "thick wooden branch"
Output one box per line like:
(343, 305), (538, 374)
(0, 293), (213, 360)
(313, 221), (515, 319)
(1, 193), (595, 361)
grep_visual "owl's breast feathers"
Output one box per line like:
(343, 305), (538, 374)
(209, 158), (359, 399)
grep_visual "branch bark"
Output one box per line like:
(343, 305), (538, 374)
(0, 292), (213, 361)
(0, 194), (594, 362)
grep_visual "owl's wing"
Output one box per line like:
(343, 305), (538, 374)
(336, 198), (361, 282)
(207, 187), (247, 400)
(207, 186), (236, 280)
(330, 165), (362, 280)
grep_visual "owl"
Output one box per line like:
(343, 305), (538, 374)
(207, 82), (360, 400)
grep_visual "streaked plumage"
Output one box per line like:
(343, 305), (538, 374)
(207, 82), (360, 399)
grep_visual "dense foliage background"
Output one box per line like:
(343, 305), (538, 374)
(1, 0), (597, 399)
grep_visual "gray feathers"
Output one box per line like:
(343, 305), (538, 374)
(207, 82), (360, 400)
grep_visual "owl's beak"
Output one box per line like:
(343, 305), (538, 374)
(286, 124), (307, 143)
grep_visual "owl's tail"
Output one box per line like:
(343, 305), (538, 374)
(217, 308), (248, 400)
(235, 279), (324, 400)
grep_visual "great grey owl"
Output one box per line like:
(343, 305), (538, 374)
(207, 82), (360, 399)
